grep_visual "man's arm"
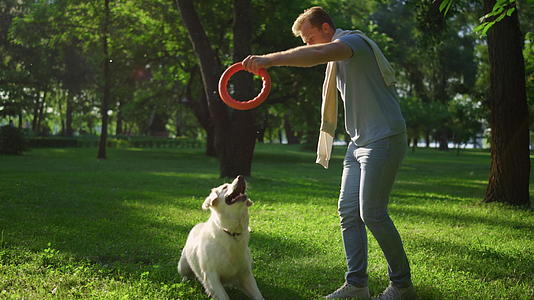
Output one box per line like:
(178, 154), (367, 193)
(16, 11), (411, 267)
(242, 40), (352, 73)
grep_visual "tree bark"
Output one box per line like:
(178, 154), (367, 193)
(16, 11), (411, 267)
(483, 0), (530, 207)
(284, 114), (299, 144)
(176, 0), (229, 165)
(116, 99), (123, 135)
(18, 112), (22, 128)
(223, 0), (257, 177)
(97, 0), (111, 159)
(148, 112), (169, 137)
(437, 130), (449, 151)
(65, 92), (74, 136)
(37, 91), (46, 134)
(185, 66), (216, 156)
(176, 0), (257, 177)
(31, 96), (40, 133)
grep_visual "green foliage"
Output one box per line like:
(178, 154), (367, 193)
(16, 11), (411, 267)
(0, 0), (525, 151)
(448, 96), (485, 146)
(437, 0), (520, 36)
(475, 0), (517, 35)
(1, 0), (201, 138)
(399, 97), (427, 140)
(439, 0), (455, 16)
(400, 95), (485, 150)
(0, 125), (26, 155)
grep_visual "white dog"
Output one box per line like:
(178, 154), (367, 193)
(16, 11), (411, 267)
(178, 175), (264, 300)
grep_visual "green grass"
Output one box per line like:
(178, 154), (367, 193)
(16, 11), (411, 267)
(0, 145), (533, 299)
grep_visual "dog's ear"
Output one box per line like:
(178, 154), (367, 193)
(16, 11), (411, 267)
(202, 191), (219, 210)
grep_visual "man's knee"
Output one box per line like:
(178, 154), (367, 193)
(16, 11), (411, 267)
(360, 210), (389, 227)
(338, 203), (361, 229)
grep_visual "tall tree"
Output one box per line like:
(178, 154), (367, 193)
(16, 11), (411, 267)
(438, 0), (530, 207)
(226, 0), (257, 176)
(482, 0), (530, 206)
(175, 0), (258, 177)
(97, 0), (112, 159)
(59, 43), (90, 136)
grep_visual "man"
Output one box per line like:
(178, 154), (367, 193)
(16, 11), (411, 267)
(242, 6), (415, 300)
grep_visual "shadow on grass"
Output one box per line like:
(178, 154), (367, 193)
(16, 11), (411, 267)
(391, 204), (534, 232)
(248, 176), (340, 205)
(0, 154), (222, 283)
(410, 234), (534, 284)
(394, 180), (486, 202)
(253, 148), (315, 164)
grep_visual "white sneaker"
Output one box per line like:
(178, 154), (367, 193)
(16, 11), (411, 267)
(373, 284), (416, 300)
(325, 282), (371, 299)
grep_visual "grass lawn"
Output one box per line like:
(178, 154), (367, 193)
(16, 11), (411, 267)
(0, 144), (533, 299)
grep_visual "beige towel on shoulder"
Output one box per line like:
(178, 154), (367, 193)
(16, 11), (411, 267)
(316, 29), (396, 169)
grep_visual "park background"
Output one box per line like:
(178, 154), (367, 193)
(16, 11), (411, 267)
(0, 0), (533, 299)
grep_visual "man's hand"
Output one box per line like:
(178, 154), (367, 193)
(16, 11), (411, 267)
(242, 55), (272, 74)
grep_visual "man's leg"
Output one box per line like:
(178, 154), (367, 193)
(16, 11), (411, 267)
(357, 133), (412, 288)
(338, 142), (369, 287)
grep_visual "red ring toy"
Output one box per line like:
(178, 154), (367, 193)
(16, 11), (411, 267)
(218, 62), (271, 110)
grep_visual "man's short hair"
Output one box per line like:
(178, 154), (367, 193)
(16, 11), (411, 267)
(292, 6), (335, 37)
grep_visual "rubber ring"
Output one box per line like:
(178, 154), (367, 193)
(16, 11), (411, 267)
(218, 62), (271, 110)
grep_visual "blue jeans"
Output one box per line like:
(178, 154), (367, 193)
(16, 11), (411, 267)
(338, 133), (411, 288)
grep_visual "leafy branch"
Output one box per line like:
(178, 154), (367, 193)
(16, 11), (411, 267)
(437, 0), (517, 36)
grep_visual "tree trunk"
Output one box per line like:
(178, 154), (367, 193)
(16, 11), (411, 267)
(116, 99), (123, 136)
(284, 114), (300, 144)
(66, 92), (74, 136)
(31, 94), (41, 132)
(37, 90), (47, 135)
(483, 0), (530, 207)
(174, 114), (182, 137)
(97, 0), (111, 159)
(176, 0), (257, 177)
(148, 111), (169, 137)
(185, 66), (216, 156)
(221, 0), (257, 177)
(437, 130), (449, 151)
(257, 124), (265, 143)
(405, 63), (430, 103)
(176, 0), (229, 164)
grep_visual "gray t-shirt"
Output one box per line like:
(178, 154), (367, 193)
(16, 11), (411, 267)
(335, 34), (406, 146)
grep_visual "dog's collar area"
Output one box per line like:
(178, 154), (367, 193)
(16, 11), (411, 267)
(222, 228), (242, 237)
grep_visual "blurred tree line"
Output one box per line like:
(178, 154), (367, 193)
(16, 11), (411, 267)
(0, 0), (531, 204)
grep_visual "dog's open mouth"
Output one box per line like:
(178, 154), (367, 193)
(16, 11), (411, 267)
(225, 176), (247, 205)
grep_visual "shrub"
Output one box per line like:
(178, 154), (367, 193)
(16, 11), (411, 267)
(0, 125), (27, 155)
(27, 137), (79, 148)
(24, 136), (203, 149)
